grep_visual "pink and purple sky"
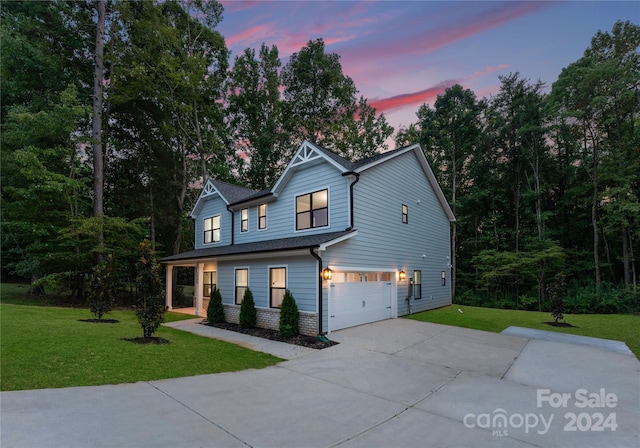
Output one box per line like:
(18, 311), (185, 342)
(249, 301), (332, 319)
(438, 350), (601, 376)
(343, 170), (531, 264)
(218, 0), (638, 132)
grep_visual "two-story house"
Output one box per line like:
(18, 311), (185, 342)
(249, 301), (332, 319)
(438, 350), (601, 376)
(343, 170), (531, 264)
(161, 141), (455, 335)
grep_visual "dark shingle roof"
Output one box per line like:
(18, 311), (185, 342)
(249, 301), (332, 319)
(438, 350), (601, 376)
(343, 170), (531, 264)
(314, 143), (413, 171)
(160, 230), (355, 263)
(210, 179), (260, 204)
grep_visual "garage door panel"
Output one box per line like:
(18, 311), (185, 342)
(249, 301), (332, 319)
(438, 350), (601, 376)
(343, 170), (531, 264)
(329, 279), (392, 331)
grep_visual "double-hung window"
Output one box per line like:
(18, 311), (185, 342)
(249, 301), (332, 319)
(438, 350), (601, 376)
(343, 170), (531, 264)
(402, 204), (408, 224)
(296, 189), (328, 230)
(258, 204), (267, 229)
(269, 267), (286, 308)
(241, 208), (249, 232)
(203, 271), (217, 298)
(235, 268), (248, 304)
(414, 270), (422, 299)
(204, 216), (220, 244)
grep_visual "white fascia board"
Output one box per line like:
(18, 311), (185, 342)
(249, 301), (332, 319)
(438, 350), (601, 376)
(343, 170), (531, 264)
(354, 145), (417, 173)
(412, 146), (456, 223)
(317, 230), (358, 251)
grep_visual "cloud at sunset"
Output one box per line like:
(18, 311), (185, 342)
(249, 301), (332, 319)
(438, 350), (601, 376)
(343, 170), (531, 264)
(369, 80), (458, 114)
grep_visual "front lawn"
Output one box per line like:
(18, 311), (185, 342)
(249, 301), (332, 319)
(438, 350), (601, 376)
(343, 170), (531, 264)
(0, 302), (282, 391)
(406, 305), (640, 358)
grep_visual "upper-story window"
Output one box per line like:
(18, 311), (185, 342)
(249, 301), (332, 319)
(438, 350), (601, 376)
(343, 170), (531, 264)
(296, 189), (328, 230)
(402, 204), (408, 224)
(241, 208), (249, 232)
(258, 204), (267, 229)
(204, 215), (220, 244)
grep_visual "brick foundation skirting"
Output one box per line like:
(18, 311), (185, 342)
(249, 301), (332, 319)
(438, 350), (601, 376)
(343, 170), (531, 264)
(223, 305), (318, 336)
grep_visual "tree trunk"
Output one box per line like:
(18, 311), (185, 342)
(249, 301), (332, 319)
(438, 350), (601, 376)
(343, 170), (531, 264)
(92, 0), (106, 261)
(591, 138), (601, 298)
(622, 227), (630, 288)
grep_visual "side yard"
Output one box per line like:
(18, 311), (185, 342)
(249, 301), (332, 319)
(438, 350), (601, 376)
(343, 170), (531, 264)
(406, 305), (640, 358)
(0, 300), (282, 391)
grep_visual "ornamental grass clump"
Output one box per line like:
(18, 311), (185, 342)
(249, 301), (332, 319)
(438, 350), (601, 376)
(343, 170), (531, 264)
(278, 289), (299, 338)
(207, 288), (225, 323)
(239, 288), (256, 328)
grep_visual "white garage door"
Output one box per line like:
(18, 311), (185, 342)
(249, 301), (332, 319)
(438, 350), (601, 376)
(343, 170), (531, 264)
(329, 273), (393, 331)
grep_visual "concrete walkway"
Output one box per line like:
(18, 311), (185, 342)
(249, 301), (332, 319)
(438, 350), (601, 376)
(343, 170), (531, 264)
(2, 319), (638, 448)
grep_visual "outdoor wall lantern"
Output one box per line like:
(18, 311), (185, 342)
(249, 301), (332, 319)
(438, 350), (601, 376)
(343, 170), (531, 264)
(399, 270), (406, 281)
(322, 267), (333, 281)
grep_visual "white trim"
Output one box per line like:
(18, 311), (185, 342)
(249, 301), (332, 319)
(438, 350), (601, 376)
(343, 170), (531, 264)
(195, 263), (204, 316)
(293, 186), (330, 233)
(190, 179), (228, 218)
(272, 141), (347, 195)
(318, 230), (358, 251)
(355, 145), (416, 172)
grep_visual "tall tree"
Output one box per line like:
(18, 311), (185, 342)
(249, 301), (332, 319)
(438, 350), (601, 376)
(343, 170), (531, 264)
(227, 44), (286, 189)
(549, 21), (640, 296)
(92, 0), (106, 259)
(281, 38), (358, 153)
(418, 85), (482, 299)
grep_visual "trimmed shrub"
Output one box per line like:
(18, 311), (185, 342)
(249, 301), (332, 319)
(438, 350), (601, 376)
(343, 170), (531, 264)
(207, 288), (225, 323)
(278, 289), (299, 338)
(239, 288), (256, 328)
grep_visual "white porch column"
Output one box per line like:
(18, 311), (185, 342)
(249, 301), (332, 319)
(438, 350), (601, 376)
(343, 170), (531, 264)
(195, 262), (204, 316)
(165, 265), (173, 310)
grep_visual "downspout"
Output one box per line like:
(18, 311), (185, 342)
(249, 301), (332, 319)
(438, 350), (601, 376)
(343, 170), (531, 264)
(309, 247), (323, 335)
(342, 171), (360, 231)
(226, 206), (235, 245)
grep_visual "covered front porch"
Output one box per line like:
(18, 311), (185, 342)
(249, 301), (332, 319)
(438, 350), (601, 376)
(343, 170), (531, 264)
(164, 262), (216, 318)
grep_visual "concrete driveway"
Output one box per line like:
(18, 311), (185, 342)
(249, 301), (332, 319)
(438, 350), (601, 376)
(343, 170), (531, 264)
(2, 319), (638, 448)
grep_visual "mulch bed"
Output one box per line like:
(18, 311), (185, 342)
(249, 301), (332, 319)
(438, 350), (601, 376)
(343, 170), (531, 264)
(121, 337), (170, 345)
(203, 321), (338, 350)
(544, 321), (577, 328)
(78, 318), (120, 323)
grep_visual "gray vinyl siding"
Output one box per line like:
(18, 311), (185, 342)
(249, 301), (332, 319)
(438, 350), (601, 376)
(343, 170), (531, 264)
(216, 254), (318, 313)
(324, 150), (452, 319)
(233, 162), (350, 244)
(194, 196), (232, 249)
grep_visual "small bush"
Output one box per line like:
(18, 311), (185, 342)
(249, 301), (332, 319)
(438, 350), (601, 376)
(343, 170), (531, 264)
(547, 272), (566, 323)
(239, 288), (256, 328)
(278, 289), (299, 338)
(87, 255), (116, 321)
(207, 288), (225, 323)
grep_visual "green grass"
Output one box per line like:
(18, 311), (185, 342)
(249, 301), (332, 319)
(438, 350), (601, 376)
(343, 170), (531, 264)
(406, 305), (640, 358)
(1, 297), (282, 391)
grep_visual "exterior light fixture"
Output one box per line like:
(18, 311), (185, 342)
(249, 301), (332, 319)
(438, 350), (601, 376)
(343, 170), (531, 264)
(399, 270), (406, 281)
(322, 267), (333, 281)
